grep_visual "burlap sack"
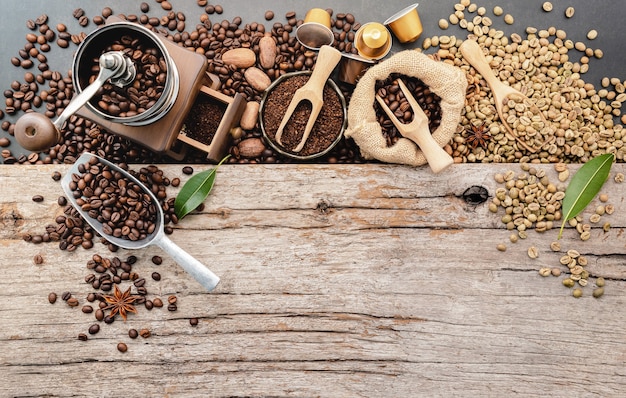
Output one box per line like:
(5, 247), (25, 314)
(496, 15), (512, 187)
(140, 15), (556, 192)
(345, 50), (467, 166)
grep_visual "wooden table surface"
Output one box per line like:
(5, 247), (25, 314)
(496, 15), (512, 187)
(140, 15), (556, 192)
(1, 162), (625, 397)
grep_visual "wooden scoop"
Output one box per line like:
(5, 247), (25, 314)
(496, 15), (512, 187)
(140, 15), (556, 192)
(376, 79), (453, 174)
(459, 39), (551, 153)
(274, 45), (342, 152)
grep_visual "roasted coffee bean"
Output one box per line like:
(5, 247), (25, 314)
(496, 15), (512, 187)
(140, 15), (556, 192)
(66, 297), (79, 307)
(140, 2), (150, 12)
(88, 324), (100, 335)
(32, 195), (44, 202)
(61, 291), (71, 301)
(151, 272), (161, 281)
(144, 300), (154, 310)
(152, 297), (163, 308)
(82, 305), (93, 314)
(78, 16), (89, 27)
(167, 303), (177, 311)
(72, 8), (85, 19)
(35, 14), (48, 25)
(33, 254), (44, 264)
(182, 166), (193, 175)
(128, 328), (139, 339)
(139, 328), (151, 338)
(78, 333), (88, 341)
(104, 315), (115, 324)
(95, 308), (104, 321)
(151, 255), (162, 265)
(190, 318), (199, 326)
(117, 342), (128, 353)
(48, 292), (57, 304)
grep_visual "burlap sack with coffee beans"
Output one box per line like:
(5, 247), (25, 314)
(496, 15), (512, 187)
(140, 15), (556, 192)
(345, 50), (467, 166)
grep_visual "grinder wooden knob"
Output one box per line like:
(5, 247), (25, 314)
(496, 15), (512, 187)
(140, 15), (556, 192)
(14, 113), (62, 152)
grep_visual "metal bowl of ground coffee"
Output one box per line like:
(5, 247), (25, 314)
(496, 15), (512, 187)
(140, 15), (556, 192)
(72, 21), (179, 126)
(259, 71), (347, 160)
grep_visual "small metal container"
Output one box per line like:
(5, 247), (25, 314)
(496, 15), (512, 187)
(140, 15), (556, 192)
(295, 8), (334, 50)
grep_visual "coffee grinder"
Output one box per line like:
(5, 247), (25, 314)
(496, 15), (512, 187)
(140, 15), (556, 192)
(14, 17), (246, 162)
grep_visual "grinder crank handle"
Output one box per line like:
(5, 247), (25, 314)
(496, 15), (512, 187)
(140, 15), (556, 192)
(14, 51), (133, 151)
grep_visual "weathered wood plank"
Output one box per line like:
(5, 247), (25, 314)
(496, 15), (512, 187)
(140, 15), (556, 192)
(1, 163), (625, 397)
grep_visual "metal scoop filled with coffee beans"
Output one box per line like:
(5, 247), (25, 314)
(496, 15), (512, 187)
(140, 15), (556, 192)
(14, 51), (136, 152)
(62, 152), (220, 292)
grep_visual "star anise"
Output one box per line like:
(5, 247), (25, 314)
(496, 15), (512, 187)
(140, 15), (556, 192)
(465, 123), (491, 149)
(102, 285), (141, 321)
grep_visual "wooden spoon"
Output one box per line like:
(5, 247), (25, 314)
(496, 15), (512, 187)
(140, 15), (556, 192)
(460, 38), (551, 153)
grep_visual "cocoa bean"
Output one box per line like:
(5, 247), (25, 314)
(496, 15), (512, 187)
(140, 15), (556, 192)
(237, 137), (266, 158)
(240, 101), (260, 130)
(221, 48), (256, 69)
(258, 33), (277, 69)
(244, 67), (271, 91)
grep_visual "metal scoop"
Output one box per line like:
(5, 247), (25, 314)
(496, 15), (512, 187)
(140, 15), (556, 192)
(15, 51), (136, 152)
(61, 152), (220, 292)
(459, 39), (552, 153)
(274, 45), (342, 152)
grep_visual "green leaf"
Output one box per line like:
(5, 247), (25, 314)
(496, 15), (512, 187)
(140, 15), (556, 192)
(558, 153), (614, 239)
(174, 155), (230, 220)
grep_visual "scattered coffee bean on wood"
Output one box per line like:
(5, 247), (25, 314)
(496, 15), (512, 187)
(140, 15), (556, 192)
(117, 342), (128, 353)
(48, 292), (57, 304)
(182, 166), (194, 175)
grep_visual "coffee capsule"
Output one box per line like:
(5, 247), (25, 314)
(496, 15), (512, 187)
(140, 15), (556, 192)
(384, 3), (423, 43)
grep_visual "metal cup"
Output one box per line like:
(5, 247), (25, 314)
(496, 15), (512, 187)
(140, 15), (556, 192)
(295, 8), (334, 50)
(338, 53), (375, 85)
(355, 22), (392, 60)
(384, 3), (423, 43)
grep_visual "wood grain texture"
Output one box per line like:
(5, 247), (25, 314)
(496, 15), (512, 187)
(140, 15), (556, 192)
(0, 163), (625, 397)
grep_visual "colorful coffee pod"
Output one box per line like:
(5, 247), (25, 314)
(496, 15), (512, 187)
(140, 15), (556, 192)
(355, 22), (392, 60)
(295, 8), (334, 50)
(384, 3), (423, 43)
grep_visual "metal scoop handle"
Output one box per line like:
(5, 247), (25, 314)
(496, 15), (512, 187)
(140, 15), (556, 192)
(157, 235), (220, 291)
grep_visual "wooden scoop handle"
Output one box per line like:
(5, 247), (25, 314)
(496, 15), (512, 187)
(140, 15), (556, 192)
(459, 39), (501, 89)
